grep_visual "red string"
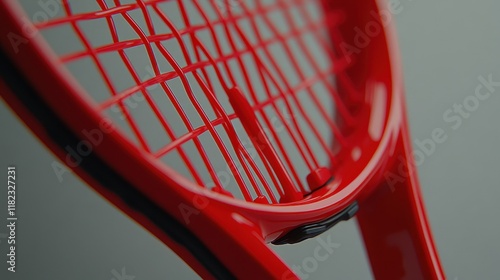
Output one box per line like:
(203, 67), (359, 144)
(35, 0), (355, 203)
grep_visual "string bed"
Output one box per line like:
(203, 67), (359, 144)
(27, 0), (360, 203)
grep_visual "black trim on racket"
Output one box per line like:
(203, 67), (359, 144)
(273, 202), (359, 245)
(0, 50), (235, 280)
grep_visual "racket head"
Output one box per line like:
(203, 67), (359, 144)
(0, 0), (405, 240)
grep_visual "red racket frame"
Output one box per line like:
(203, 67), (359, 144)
(0, 0), (445, 279)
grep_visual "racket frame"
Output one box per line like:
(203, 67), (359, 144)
(0, 0), (445, 279)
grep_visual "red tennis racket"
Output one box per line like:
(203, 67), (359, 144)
(0, 0), (445, 279)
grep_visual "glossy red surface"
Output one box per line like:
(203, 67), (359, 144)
(0, 0), (445, 279)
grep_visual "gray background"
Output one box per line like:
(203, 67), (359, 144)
(1, 0), (500, 279)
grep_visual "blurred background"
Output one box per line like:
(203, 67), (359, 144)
(1, 0), (500, 279)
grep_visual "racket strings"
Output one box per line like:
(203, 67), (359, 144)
(31, 0), (362, 203)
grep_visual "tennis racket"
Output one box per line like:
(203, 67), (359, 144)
(0, 0), (445, 279)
